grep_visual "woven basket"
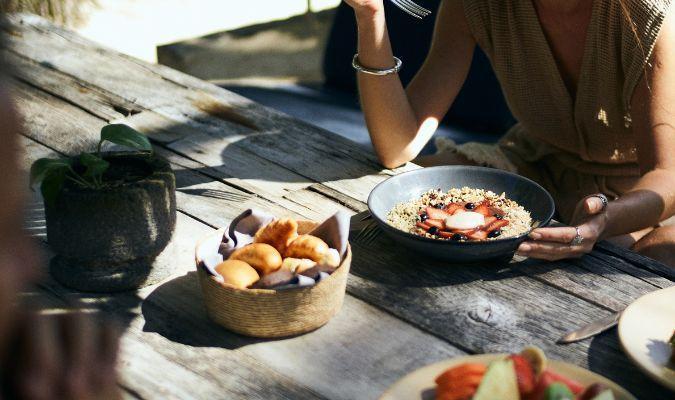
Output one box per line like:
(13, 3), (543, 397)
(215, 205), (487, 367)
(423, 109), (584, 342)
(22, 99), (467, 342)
(195, 221), (351, 338)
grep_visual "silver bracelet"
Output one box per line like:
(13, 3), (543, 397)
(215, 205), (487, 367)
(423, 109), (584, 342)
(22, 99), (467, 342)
(352, 54), (403, 76)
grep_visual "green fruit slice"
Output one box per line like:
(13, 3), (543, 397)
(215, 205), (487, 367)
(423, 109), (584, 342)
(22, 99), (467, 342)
(544, 382), (575, 400)
(473, 359), (520, 400)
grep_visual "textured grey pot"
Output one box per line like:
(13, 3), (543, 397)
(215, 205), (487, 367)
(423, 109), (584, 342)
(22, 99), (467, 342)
(45, 152), (177, 292)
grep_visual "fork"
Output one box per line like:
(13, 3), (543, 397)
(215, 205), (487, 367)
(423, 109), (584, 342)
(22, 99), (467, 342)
(390, 0), (432, 19)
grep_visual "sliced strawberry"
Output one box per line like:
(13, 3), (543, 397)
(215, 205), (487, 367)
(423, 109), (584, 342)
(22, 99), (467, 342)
(416, 221), (431, 230)
(426, 219), (445, 229)
(482, 216), (497, 227)
(444, 203), (463, 214)
(509, 354), (536, 396)
(474, 203), (491, 216)
(467, 230), (488, 241)
(452, 208), (467, 215)
(485, 219), (509, 233)
(452, 229), (476, 235)
(438, 231), (455, 239)
(426, 207), (451, 220)
(489, 207), (505, 217)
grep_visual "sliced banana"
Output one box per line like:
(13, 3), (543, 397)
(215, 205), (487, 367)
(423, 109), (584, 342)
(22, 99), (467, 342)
(519, 346), (547, 377)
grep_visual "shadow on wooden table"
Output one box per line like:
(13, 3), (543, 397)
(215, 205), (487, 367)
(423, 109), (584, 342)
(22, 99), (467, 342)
(586, 330), (672, 398)
(348, 238), (524, 288)
(141, 272), (309, 349)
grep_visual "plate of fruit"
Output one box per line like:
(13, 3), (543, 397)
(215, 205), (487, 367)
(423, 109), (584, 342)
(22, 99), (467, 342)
(380, 346), (634, 400)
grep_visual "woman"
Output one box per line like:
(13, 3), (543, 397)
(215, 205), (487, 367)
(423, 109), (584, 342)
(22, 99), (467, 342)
(344, 0), (675, 266)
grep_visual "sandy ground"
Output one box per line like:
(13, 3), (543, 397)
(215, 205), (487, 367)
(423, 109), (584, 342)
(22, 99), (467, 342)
(74, 0), (340, 63)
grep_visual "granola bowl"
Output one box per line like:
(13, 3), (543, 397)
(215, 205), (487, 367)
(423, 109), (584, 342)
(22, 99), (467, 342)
(367, 166), (555, 263)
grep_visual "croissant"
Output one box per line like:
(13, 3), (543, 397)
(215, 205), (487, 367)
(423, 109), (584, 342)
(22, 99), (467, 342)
(229, 243), (282, 275)
(254, 218), (298, 254)
(284, 235), (329, 263)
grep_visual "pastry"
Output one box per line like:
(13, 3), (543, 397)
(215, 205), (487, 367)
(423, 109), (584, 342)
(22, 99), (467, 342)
(320, 248), (341, 267)
(214, 260), (260, 289)
(250, 269), (297, 289)
(254, 218), (298, 254)
(281, 257), (317, 274)
(229, 243), (283, 275)
(284, 235), (329, 263)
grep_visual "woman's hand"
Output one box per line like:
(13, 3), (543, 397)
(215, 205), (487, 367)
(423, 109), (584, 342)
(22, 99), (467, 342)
(4, 311), (121, 400)
(343, 0), (385, 18)
(516, 196), (608, 261)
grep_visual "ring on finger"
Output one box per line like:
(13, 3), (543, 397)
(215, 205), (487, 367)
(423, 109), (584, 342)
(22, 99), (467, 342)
(591, 193), (609, 210)
(570, 226), (584, 246)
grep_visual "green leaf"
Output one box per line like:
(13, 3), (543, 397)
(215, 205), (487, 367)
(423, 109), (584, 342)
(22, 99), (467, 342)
(99, 124), (152, 153)
(80, 153), (110, 179)
(40, 167), (67, 207)
(29, 158), (72, 189)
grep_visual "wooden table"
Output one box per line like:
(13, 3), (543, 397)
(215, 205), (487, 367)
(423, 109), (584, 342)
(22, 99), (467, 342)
(6, 14), (674, 400)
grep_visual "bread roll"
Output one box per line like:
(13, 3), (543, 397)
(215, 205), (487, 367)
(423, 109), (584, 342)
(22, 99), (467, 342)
(284, 235), (330, 263)
(229, 243), (283, 275)
(254, 218), (298, 254)
(321, 248), (341, 267)
(214, 260), (259, 289)
(281, 257), (316, 274)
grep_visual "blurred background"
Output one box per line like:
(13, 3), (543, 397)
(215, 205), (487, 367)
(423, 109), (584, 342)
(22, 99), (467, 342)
(2, 0), (513, 151)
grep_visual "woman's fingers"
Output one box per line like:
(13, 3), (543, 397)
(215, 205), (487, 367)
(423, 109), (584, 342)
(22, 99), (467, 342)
(94, 317), (121, 400)
(15, 313), (62, 400)
(59, 312), (96, 400)
(517, 241), (588, 261)
(9, 311), (121, 400)
(528, 226), (578, 243)
(584, 196), (605, 215)
(571, 196), (606, 225)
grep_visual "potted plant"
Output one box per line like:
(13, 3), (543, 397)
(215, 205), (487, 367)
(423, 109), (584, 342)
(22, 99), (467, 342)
(30, 124), (177, 292)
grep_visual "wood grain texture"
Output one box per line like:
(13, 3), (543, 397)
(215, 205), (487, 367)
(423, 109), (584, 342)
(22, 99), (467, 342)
(9, 14), (674, 400)
(16, 82), (467, 400)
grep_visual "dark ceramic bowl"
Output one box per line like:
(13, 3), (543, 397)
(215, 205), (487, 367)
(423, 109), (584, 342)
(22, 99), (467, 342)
(367, 166), (555, 263)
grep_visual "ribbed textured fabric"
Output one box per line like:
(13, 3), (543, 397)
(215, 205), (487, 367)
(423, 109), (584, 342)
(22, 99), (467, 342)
(442, 0), (672, 221)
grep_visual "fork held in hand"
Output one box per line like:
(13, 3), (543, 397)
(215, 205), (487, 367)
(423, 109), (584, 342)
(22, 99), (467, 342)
(390, 0), (432, 19)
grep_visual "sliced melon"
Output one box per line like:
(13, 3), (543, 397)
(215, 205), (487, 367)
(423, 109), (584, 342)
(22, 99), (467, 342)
(590, 390), (616, 400)
(473, 359), (520, 400)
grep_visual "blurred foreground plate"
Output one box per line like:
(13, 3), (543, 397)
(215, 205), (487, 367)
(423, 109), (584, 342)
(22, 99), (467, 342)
(379, 353), (635, 400)
(619, 285), (675, 391)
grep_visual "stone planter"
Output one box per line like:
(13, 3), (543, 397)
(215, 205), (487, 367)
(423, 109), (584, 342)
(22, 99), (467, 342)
(45, 152), (177, 292)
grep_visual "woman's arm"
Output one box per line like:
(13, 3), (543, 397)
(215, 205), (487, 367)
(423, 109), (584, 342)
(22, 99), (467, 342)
(517, 12), (675, 260)
(600, 10), (675, 236)
(346, 0), (476, 168)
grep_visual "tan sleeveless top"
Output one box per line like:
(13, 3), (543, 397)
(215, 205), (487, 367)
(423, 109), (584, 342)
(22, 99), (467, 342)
(462, 0), (672, 177)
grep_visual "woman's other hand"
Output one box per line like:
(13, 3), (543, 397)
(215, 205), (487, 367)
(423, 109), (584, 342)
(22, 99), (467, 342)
(6, 311), (121, 400)
(517, 196), (608, 261)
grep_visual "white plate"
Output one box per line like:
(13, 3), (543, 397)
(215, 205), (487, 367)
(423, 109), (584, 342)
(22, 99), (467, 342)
(380, 354), (635, 400)
(618, 285), (675, 391)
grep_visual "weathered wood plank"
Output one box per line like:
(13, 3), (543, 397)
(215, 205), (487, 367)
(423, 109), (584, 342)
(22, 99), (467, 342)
(596, 241), (675, 281)
(12, 80), (350, 225)
(17, 88), (470, 400)
(514, 255), (670, 312)
(344, 238), (672, 399)
(5, 14), (410, 204)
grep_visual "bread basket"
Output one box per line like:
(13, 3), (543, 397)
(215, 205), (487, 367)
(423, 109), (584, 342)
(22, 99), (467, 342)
(195, 220), (351, 338)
